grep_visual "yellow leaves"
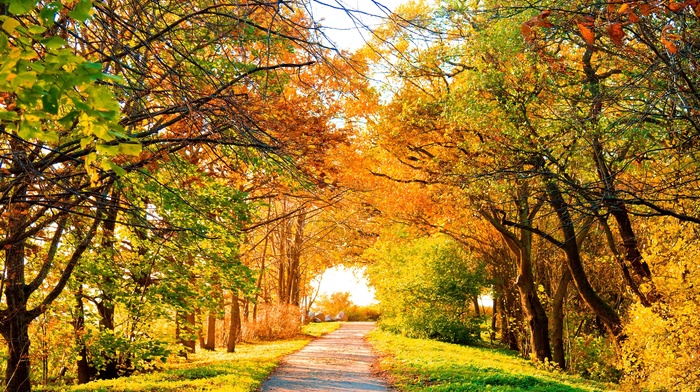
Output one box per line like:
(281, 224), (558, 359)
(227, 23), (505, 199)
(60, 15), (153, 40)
(1, 17), (20, 34)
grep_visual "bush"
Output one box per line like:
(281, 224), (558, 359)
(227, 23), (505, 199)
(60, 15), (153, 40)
(241, 303), (301, 341)
(346, 304), (381, 321)
(380, 308), (481, 345)
(567, 335), (621, 383)
(315, 292), (352, 317)
(367, 230), (487, 346)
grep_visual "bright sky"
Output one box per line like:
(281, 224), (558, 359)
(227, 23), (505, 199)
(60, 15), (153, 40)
(315, 265), (377, 306)
(308, 0), (406, 51)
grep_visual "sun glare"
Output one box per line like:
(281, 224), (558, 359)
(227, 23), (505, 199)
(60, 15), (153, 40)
(315, 266), (377, 306)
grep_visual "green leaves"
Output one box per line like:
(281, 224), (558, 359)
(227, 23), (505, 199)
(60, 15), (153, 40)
(0, 1), (134, 179)
(1, 17), (21, 33)
(6, 0), (38, 15)
(68, 0), (93, 22)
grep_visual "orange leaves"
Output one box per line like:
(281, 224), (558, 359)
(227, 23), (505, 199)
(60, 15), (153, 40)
(661, 25), (680, 54)
(577, 21), (595, 45)
(521, 10), (553, 44)
(607, 22), (625, 46)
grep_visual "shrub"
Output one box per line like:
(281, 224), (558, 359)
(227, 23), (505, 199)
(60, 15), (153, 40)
(367, 230), (487, 346)
(315, 292), (352, 317)
(567, 335), (621, 383)
(241, 303), (301, 341)
(380, 308), (481, 345)
(346, 304), (381, 321)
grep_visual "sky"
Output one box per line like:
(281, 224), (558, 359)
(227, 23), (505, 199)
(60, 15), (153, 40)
(315, 266), (377, 306)
(308, 0), (406, 51)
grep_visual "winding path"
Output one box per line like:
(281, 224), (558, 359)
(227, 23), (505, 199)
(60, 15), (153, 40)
(258, 322), (390, 391)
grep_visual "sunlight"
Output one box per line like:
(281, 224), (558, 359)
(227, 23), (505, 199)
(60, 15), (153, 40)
(315, 266), (377, 306)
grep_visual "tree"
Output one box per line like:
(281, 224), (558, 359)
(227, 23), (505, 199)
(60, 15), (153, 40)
(0, 0), (355, 388)
(367, 229), (486, 345)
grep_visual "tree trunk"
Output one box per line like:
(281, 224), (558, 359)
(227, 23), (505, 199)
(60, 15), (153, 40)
(95, 301), (118, 379)
(204, 312), (216, 350)
(1, 316), (32, 392)
(74, 290), (96, 384)
(490, 298), (498, 343)
(2, 201), (32, 392)
(176, 311), (197, 354)
(544, 176), (624, 346)
(227, 291), (241, 353)
(550, 268), (571, 369)
(501, 290), (520, 351)
(96, 194), (119, 380)
(472, 296), (480, 317)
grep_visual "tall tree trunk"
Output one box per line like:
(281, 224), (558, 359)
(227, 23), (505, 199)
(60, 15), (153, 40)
(74, 290), (96, 384)
(1, 315), (32, 392)
(591, 138), (657, 303)
(544, 176), (624, 347)
(176, 311), (197, 354)
(227, 291), (241, 353)
(95, 300), (118, 379)
(204, 312), (216, 350)
(490, 298), (498, 343)
(95, 192), (119, 380)
(2, 197), (32, 392)
(550, 268), (571, 369)
(472, 296), (481, 317)
(483, 191), (552, 362)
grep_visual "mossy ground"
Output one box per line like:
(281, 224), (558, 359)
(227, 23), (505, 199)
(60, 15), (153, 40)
(368, 329), (617, 392)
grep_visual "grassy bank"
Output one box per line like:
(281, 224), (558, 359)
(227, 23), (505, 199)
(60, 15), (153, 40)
(368, 329), (615, 392)
(39, 322), (340, 392)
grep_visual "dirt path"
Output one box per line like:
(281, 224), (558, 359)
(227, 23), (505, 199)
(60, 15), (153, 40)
(258, 322), (390, 391)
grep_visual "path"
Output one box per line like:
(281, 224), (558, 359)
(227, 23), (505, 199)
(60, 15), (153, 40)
(258, 322), (390, 391)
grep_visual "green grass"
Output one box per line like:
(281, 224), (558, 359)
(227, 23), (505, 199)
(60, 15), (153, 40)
(368, 329), (617, 392)
(38, 322), (340, 392)
(303, 320), (341, 337)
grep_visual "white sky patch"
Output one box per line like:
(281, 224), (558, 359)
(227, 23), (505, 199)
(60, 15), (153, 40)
(315, 265), (377, 306)
(308, 0), (406, 51)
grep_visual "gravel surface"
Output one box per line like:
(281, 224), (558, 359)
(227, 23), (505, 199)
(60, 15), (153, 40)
(258, 322), (390, 391)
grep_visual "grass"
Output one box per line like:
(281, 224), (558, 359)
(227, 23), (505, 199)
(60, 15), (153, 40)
(38, 322), (340, 392)
(368, 329), (617, 392)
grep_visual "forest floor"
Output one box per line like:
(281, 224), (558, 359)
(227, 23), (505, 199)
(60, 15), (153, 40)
(257, 322), (390, 391)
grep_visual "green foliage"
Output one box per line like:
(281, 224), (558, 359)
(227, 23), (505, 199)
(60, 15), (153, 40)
(86, 330), (170, 375)
(567, 336), (621, 383)
(36, 338), (313, 392)
(368, 329), (611, 392)
(367, 229), (487, 345)
(0, 0), (138, 177)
